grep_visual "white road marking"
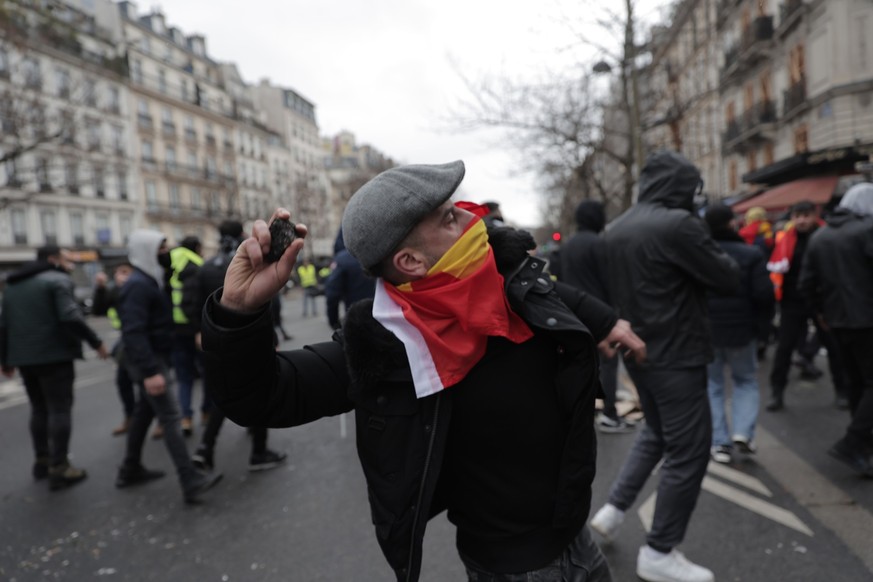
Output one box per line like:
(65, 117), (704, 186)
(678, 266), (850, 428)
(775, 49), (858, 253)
(702, 476), (813, 536)
(706, 461), (773, 497)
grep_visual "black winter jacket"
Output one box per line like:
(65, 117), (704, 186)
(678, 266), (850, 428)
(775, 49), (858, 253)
(118, 268), (174, 379)
(560, 203), (609, 303)
(799, 209), (873, 329)
(605, 152), (740, 368)
(201, 230), (617, 582)
(706, 229), (774, 348)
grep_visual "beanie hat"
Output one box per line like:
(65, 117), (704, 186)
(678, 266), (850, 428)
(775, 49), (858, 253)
(342, 161), (465, 269)
(704, 203), (735, 231)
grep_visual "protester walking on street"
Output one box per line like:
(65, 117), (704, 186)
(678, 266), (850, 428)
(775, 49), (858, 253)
(324, 228), (375, 330)
(201, 161), (646, 582)
(561, 199), (634, 433)
(0, 246), (109, 490)
(591, 151), (740, 582)
(168, 236), (205, 437)
(92, 263), (137, 435)
(766, 201), (848, 411)
(703, 204), (774, 464)
(799, 183), (873, 477)
(115, 230), (222, 504)
(296, 258), (319, 317)
(183, 220), (287, 473)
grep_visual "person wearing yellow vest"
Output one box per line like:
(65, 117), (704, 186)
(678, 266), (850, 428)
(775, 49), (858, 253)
(169, 236), (204, 436)
(297, 258), (319, 317)
(92, 263), (137, 436)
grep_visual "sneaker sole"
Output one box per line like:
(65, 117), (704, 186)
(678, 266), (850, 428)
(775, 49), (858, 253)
(636, 566), (713, 582)
(248, 461), (284, 472)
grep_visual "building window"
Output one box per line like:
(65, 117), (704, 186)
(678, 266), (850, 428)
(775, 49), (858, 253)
(93, 166), (105, 198)
(184, 115), (196, 141)
(794, 124), (809, 153)
(55, 68), (71, 98)
(11, 208), (27, 245)
(37, 158), (51, 192)
(145, 181), (158, 210)
(40, 210), (57, 245)
(84, 79), (98, 107)
(117, 171), (128, 200)
(108, 86), (121, 114)
(112, 125), (124, 155)
(65, 161), (79, 194)
(746, 151), (757, 173)
(87, 122), (101, 151)
(70, 212), (85, 246)
(96, 213), (110, 245)
(0, 47), (9, 79)
(120, 215), (132, 244)
(763, 143), (775, 166)
(132, 58), (143, 84)
(158, 69), (167, 94)
(23, 57), (41, 89)
(162, 107), (175, 135)
(141, 140), (154, 162)
(169, 184), (180, 209)
(729, 160), (738, 192)
(140, 35), (151, 54)
(166, 146), (177, 172)
(191, 187), (202, 210)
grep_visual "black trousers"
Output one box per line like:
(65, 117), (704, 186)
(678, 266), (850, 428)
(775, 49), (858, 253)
(201, 406), (268, 456)
(20, 361), (76, 467)
(833, 328), (873, 449)
(769, 302), (846, 396)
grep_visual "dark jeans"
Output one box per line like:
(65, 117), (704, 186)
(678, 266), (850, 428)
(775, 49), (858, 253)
(201, 405), (268, 455)
(833, 328), (873, 449)
(606, 366), (711, 552)
(123, 360), (199, 489)
(172, 334), (207, 419)
(770, 302), (846, 396)
(462, 526), (611, 582)
(599, 353), (619, 419)
(116, 363), (135, 418)
(20, 361), (75, 466)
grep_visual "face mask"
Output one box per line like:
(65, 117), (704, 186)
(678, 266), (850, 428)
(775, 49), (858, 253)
(157, 252), (172, 269)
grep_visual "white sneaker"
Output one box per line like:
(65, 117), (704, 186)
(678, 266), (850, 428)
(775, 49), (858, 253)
(589, 503), (624, 542)
(637, 545), (714, 582)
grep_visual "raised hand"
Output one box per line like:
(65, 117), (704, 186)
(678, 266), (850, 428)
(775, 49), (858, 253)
(221, 208), (307, 313)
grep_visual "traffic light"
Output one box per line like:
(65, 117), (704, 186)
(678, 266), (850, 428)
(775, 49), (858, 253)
(552, 231), (562, 242)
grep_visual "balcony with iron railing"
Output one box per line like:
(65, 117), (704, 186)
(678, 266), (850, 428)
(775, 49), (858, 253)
(723, 100), (778, 152)
(777, 0), (805, 37)
(783, 81), (808, 120)
(720, 16), (774, 86)
(137, 113), (153, 131)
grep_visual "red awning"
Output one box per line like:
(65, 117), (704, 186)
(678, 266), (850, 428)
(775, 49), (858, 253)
(733, 176), (839, 213)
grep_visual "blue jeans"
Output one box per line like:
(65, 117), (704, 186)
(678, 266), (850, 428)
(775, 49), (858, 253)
(706, 342), (759, 447)
(172, 334), (206, 419)
(462, 526), (611, 582)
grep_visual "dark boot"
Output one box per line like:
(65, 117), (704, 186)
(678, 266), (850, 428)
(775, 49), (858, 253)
(49, 460), (88, 491)
(32, 456), (49, 480)
(765, 388), (784, 412)
(115, 463), (166, 488)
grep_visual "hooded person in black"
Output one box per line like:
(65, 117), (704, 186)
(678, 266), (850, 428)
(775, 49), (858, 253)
(590, 151), (740, 582)
(800, 183), (873, 477)
(561, 200), (634, 433)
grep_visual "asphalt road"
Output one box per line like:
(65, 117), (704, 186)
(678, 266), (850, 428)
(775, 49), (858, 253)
(1, 291), (872, 581)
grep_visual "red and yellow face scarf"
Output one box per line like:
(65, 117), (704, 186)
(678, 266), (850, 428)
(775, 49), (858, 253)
(372, 213), (533, 398)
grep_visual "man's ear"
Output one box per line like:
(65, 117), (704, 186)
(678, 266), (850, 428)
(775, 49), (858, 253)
(392, 247), (429, 280)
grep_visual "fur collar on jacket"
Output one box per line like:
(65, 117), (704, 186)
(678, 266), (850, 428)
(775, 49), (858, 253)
(342, 225), (536, 396)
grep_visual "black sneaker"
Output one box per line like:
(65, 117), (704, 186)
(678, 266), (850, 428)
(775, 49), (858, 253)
(249, 449), (288, 472)
(765, 394), (784, 412)
(828, 440), (873, 478)
(711, 445), (732, 464)
(191, 447), (214, 472)
(184, 471), (223, 504)
(115, 464), (166, 488)
(48, 461), (88, 491)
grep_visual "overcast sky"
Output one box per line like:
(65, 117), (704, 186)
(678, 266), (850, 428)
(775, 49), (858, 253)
(160, 0), (669, 227)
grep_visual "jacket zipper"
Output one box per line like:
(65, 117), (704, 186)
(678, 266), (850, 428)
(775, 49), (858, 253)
(404, 394), (441, 582)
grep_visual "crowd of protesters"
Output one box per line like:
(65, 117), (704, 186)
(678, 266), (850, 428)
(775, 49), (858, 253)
(2, 151), (872, 582)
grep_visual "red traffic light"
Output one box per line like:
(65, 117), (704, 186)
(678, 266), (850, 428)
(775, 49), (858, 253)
(552, 232), (562, 242)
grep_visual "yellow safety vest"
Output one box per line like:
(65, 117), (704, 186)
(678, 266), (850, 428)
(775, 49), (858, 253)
(170, 246), (204, 324)
(107, 306), (121, 330)
(297, 264), (317, 288)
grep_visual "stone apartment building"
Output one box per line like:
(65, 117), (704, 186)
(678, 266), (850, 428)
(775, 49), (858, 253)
(114, 2), (238, 253)
(646, 0), (873, 213)
(0, 0), (135, 270)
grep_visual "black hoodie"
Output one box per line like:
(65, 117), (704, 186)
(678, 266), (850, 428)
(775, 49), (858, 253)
(799, 208), (873, 329)
(560, 201), (609, 303)
(605, 151), (740, 368)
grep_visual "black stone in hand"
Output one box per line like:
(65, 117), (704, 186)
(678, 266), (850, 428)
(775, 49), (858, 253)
(265, 218), (297, 263)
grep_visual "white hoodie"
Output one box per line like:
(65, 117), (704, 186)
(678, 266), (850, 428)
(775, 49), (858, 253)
(127, 229), (167, 288)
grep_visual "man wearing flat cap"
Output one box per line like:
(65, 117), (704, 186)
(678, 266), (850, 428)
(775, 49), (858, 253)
(201, 161), (645, 581)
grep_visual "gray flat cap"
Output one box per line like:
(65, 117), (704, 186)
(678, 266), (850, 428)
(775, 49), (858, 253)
(342, 161), (465, 269)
